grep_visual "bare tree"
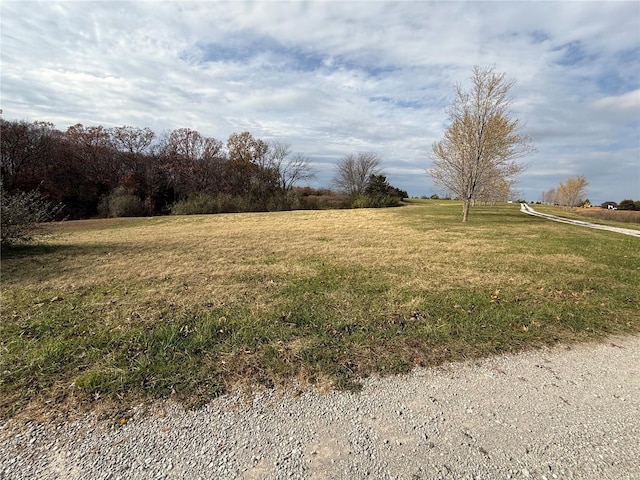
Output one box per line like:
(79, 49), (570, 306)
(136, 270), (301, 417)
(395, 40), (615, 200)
(227, 131), (268, 165)
(0, 119), (56, 190)
(65, 124), (120, 188)
(266, 141), (315, 192)
(333, 152), (382, 196)
(160, 128), (225, 195)
(428, 66), (534, 221)
(543, 175), (588, 206)
(110, 126), (155, 156)
(540, 187), (557, 205)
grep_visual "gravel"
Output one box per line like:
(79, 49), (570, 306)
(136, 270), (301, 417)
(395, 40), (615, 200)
(2, 336), (639, 479)
(520, 204), (640, 237)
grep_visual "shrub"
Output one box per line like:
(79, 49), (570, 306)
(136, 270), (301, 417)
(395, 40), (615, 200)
(171, 193), (217, 215)
(171, 193), (286, 215)
(351, 194), (400, 209)
(99, 187), (145, 217)
(296, 191), (350, 210)
(618, 199), (638, 211)
(351, 195), (371, 209)
(1, 187), (64, 248)
(266, 191), (299, 211)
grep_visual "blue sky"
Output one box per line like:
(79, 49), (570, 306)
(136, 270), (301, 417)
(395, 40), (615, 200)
(1, 1), (639, 203)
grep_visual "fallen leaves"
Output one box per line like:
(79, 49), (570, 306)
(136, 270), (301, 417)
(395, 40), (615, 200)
(490, 290), (500, 304)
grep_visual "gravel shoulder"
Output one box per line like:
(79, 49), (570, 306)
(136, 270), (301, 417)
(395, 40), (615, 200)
(2, 335), (639, 479)
(520, 204), (640, 237)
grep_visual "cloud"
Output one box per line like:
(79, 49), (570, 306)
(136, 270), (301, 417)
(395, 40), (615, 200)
(593, 89), (640, 113)
(1, 1), (638, 203)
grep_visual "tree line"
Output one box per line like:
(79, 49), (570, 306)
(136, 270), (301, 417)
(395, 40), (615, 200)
(3, 65), (539, 232)
(540, 175), (639, 210)
(0, 120), (325, 219)
(0, 118), (409, 247)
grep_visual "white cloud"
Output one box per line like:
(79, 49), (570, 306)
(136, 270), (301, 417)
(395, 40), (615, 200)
(593, 90), (640, 112)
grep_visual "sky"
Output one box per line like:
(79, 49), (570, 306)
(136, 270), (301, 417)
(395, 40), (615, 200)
(1, 1), (639, 204)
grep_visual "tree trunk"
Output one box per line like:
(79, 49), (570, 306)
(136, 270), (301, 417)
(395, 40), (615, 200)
(462, 199), (470, 222)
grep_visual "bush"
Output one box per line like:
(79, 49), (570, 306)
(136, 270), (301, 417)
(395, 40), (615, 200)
(1, 187), (64, 248)
(99, 187), (145, 217)
(214, 193), (238, 213)
(171, 193), (218, 215)
(351, 194), (400, 209)
(292, 190), (350, 210)
(171, 193), (281, 215)
(618, 199), (638, 211)
(266, 191), (299, 211)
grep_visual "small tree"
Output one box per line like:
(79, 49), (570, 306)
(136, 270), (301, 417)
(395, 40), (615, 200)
(1, 187), (64, 248)
(428, 66), (533, 221)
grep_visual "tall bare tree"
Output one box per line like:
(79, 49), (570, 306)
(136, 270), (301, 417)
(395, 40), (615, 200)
(65, 124), (120, 189)
(224, 131), (269, 196)
(540, 187), (556, 205)
(110, 126), (155, 156)
(428, 66), (534, 221)
(333, 152), (382, 196)
(266, 140), (315, 192)
(227, 131), (268, 165)
(160, 128), (225, 195)
(0, 119), (56, 190)
(542, 175), (588, 206)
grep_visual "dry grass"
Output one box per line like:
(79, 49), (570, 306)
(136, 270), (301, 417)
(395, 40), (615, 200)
(2, 203), (639, 420)
(24, 208), (525, 303)
(571, 207), (640, 225)
(532, 205), (640, 229)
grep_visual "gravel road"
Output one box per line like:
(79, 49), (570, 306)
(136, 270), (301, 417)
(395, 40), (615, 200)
(520, 204), (640, 237)
(2, 336), (639, 479)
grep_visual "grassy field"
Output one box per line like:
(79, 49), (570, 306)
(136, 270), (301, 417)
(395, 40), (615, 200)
(2, 202), (639, 420)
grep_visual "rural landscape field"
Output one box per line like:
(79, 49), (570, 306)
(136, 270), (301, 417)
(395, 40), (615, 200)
(2, 201), (639, 420)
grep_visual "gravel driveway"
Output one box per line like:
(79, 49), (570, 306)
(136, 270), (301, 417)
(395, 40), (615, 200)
(520, 204), (640, 237)
(2, 335), (639, 479)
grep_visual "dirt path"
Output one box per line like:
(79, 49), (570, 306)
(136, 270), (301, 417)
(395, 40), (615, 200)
(2, 336), (639, 479)
(520, 203), (640, 237)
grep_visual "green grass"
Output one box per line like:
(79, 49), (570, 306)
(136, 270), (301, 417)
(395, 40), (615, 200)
(1, 203), (638, 419)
